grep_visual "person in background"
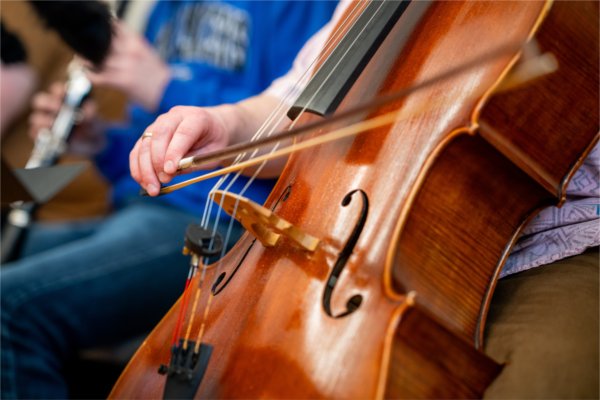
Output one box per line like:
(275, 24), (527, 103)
(0, 23), (38, 136)
(0, 1), (337, 398)
(1, 0), (116, 223)
(130, 1), (599, 398)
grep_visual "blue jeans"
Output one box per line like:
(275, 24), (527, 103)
(1, 202), (240, 399)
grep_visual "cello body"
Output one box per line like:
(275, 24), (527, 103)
(111, 1), (598, 398)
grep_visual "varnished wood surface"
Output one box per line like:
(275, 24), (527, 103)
(111, 1), (598, 398)
(478, 1), (599, 197)
(385, 306), (502, 398)
(393, 134), (550, 346)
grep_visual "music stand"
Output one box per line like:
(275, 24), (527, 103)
(1, 158), (85, 206)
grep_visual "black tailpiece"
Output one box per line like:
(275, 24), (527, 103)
(158, 340), (213, 399)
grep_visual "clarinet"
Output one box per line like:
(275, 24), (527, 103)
(1, 65), (92, 264)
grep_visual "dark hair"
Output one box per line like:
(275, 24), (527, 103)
(1, 23), (27, 64)
(29, 0), (113, 66)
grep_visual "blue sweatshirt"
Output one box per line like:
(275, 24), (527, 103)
(96, 0), (337, 214)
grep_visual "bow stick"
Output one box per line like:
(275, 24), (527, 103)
(142, 40), (556, 196)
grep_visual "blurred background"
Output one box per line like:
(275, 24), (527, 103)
(1, 1), (154, 395)
(1, 0), (155, 222)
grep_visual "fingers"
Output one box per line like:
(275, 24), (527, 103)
(85, 59), (126, 88)
(129, 139), (142, 186)
(130, 125), (155, 195)
(150, 113), (183, 183)
(131, 107), (222, 196)
(83, 23), (132, 88)
(138, 134), (160, 196)
(31, 83), (64, 114)
(130, 129), (160, 196)
(164, 111), (212, 175)
(130, 110), (183, 195)
(28, 113), (56, 138)
(29, 82), (65, 138)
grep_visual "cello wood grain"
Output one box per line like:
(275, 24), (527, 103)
(110, 2), (598, 398)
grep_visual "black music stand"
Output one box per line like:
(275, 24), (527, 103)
(1, 158), (85, 206)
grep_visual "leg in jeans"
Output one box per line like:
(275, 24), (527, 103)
(18, 218), (102, 258)
(1, 203), (198, 399)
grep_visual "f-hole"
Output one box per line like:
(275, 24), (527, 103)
(212, 185), (292, 295)
(323, 189), (368, 318)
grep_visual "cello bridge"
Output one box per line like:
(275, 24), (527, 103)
(211, 190), (320, 252)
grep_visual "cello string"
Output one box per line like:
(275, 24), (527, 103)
(181, 264), (206, 349)
(199, 0), (366, 262)
(170, 258), (199, 346)
(197, 1), (363, 234)
(193, 291), (215, 353)
(212, 0), (388, 261)
(207, 0), (373, 261)
(174, 1), (366, 349)
(154, 36), (530, 196)
(155, 107), (424, 193)
(203, 0), (365, 229)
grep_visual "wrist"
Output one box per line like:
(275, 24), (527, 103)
(210, 103), (244, 147)
(223, 95), (282, 146)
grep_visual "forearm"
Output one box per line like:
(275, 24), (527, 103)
(215, 94), (291, 178)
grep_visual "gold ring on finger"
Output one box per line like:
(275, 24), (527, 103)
(141, 131), (153, 140)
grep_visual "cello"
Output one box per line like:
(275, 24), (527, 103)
(111, 1), (598, 398)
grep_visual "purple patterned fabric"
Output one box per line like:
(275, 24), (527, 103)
(502, 142), (600, 277)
